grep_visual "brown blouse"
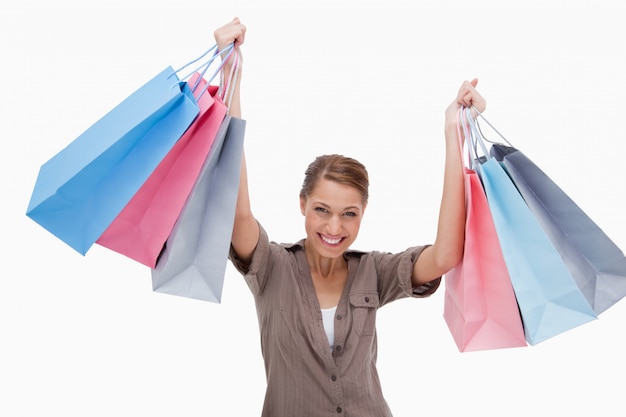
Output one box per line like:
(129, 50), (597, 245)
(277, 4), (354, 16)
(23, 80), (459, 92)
(229, 224), (440, 417)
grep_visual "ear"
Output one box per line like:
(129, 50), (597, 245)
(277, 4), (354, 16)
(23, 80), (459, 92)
(299, 197), (306, 215)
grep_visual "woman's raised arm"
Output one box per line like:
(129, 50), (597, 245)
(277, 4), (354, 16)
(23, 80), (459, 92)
(214, 17), (260, 263)
(412, 79), (486, 286)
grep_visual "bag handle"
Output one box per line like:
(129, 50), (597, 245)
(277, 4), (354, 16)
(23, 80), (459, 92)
(457, 106), (483, 170)
(471, 105), (514, 148)
(456, 107), (472, 169)
(169, 44), (235, 99)
(173, 44), (219, 74)
(190, 45), (235, 100)
(183, 43), (239, 105)
(219, 47), (240, 109)
(173, 43), (233, 80)
(462, 107), (486, 159)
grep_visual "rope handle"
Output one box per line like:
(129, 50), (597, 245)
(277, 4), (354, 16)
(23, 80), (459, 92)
(168, 43), (235, 100)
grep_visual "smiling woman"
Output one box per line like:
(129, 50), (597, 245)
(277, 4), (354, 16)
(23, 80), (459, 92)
(214, 15), (487, 417)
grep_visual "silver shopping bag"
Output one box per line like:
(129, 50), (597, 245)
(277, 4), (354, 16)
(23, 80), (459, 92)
(490, 143), (626, 315)
(151, 115), (245, 302)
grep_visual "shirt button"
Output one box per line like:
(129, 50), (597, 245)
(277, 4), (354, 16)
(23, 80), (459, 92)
(331, 375), (337, 381)
(336, 315), (342, 320)
(336, 406), (342, 413)
(364, 296), (370, 302)
(335, 345), (342, 351)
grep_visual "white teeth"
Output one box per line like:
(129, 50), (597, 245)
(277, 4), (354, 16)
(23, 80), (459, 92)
(322, 236), (341, 245)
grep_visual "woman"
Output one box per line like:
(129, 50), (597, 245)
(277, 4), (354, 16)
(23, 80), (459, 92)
(215, 17), (486, 417)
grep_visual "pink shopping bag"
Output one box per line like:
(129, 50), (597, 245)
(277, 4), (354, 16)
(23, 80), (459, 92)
(96, 73), (228, 267)
(443, 108), (527, 352)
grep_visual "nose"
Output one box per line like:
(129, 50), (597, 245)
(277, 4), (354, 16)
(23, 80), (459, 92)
(327, 215), (343, 235)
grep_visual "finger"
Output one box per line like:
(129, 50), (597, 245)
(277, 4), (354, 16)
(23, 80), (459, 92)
(457, 87), (472, 106)
(463, 92), (473, 106)
(235, 25), (247, 47)
(456, 80), (472, 101)
(229, 18), (246, 47)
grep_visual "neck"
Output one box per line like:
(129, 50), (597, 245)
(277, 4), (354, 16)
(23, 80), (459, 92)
(303, 239), (346, 278)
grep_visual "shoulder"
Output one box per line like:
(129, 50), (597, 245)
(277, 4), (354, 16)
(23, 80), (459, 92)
(344, 245), (430, 277)
(343, 246), (425, 262)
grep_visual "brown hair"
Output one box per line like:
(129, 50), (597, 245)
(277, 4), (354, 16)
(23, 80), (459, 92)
(299, 154), (369, 204)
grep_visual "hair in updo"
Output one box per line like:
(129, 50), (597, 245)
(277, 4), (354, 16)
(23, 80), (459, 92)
(299, 154), (369, 204)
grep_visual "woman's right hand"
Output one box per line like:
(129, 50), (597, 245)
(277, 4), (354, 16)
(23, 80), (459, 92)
(212, 17), (246, 113)
(214, 17), (246, 55)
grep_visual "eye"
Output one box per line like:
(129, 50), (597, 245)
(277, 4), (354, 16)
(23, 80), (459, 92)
(315, 207), (329, 214)
(343, 211), (357, 217)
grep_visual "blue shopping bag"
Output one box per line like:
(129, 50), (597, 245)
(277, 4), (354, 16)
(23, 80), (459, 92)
(466, 108), (597, 345)
(26, 44), (232, 255)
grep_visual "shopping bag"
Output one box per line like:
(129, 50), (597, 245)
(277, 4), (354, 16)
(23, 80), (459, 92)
(151, 114), (246, 302)
(444, 108), (527, 352)
(95, 72), (229, 268)
(489, 143), (626, 315)
(25, 44), (231, 255)
(468, 108), (597, 345)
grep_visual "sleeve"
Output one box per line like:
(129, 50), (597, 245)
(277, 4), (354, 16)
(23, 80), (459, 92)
(228, 222), (272, 296)
(373, 245), (441, 306)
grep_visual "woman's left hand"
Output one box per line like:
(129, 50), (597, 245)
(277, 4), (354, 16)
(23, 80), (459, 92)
(445, 78), (486, 125)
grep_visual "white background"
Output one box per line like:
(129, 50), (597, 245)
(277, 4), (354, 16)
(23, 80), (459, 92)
(2, 1), (626, 416)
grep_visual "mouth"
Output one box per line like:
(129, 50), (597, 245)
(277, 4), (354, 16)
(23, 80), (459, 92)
(318, 233), (345, 247)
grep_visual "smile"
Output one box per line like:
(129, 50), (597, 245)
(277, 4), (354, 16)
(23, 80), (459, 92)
(319, 234), (343, 245)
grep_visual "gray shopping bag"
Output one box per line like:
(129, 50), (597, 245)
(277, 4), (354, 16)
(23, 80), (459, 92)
(151, 115), (245, 302)
(491, 143), (626, 315)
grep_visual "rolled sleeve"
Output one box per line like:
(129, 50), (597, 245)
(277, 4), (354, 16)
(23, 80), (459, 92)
(228, 223), (271, 296)
(394, 245), (441, 299)
(412, 277), (441, 297)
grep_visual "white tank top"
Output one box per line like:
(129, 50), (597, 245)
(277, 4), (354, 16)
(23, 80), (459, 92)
(321, 305), (337, 349)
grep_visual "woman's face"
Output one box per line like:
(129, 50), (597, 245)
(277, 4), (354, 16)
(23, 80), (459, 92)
(300, 178), (366, 258)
